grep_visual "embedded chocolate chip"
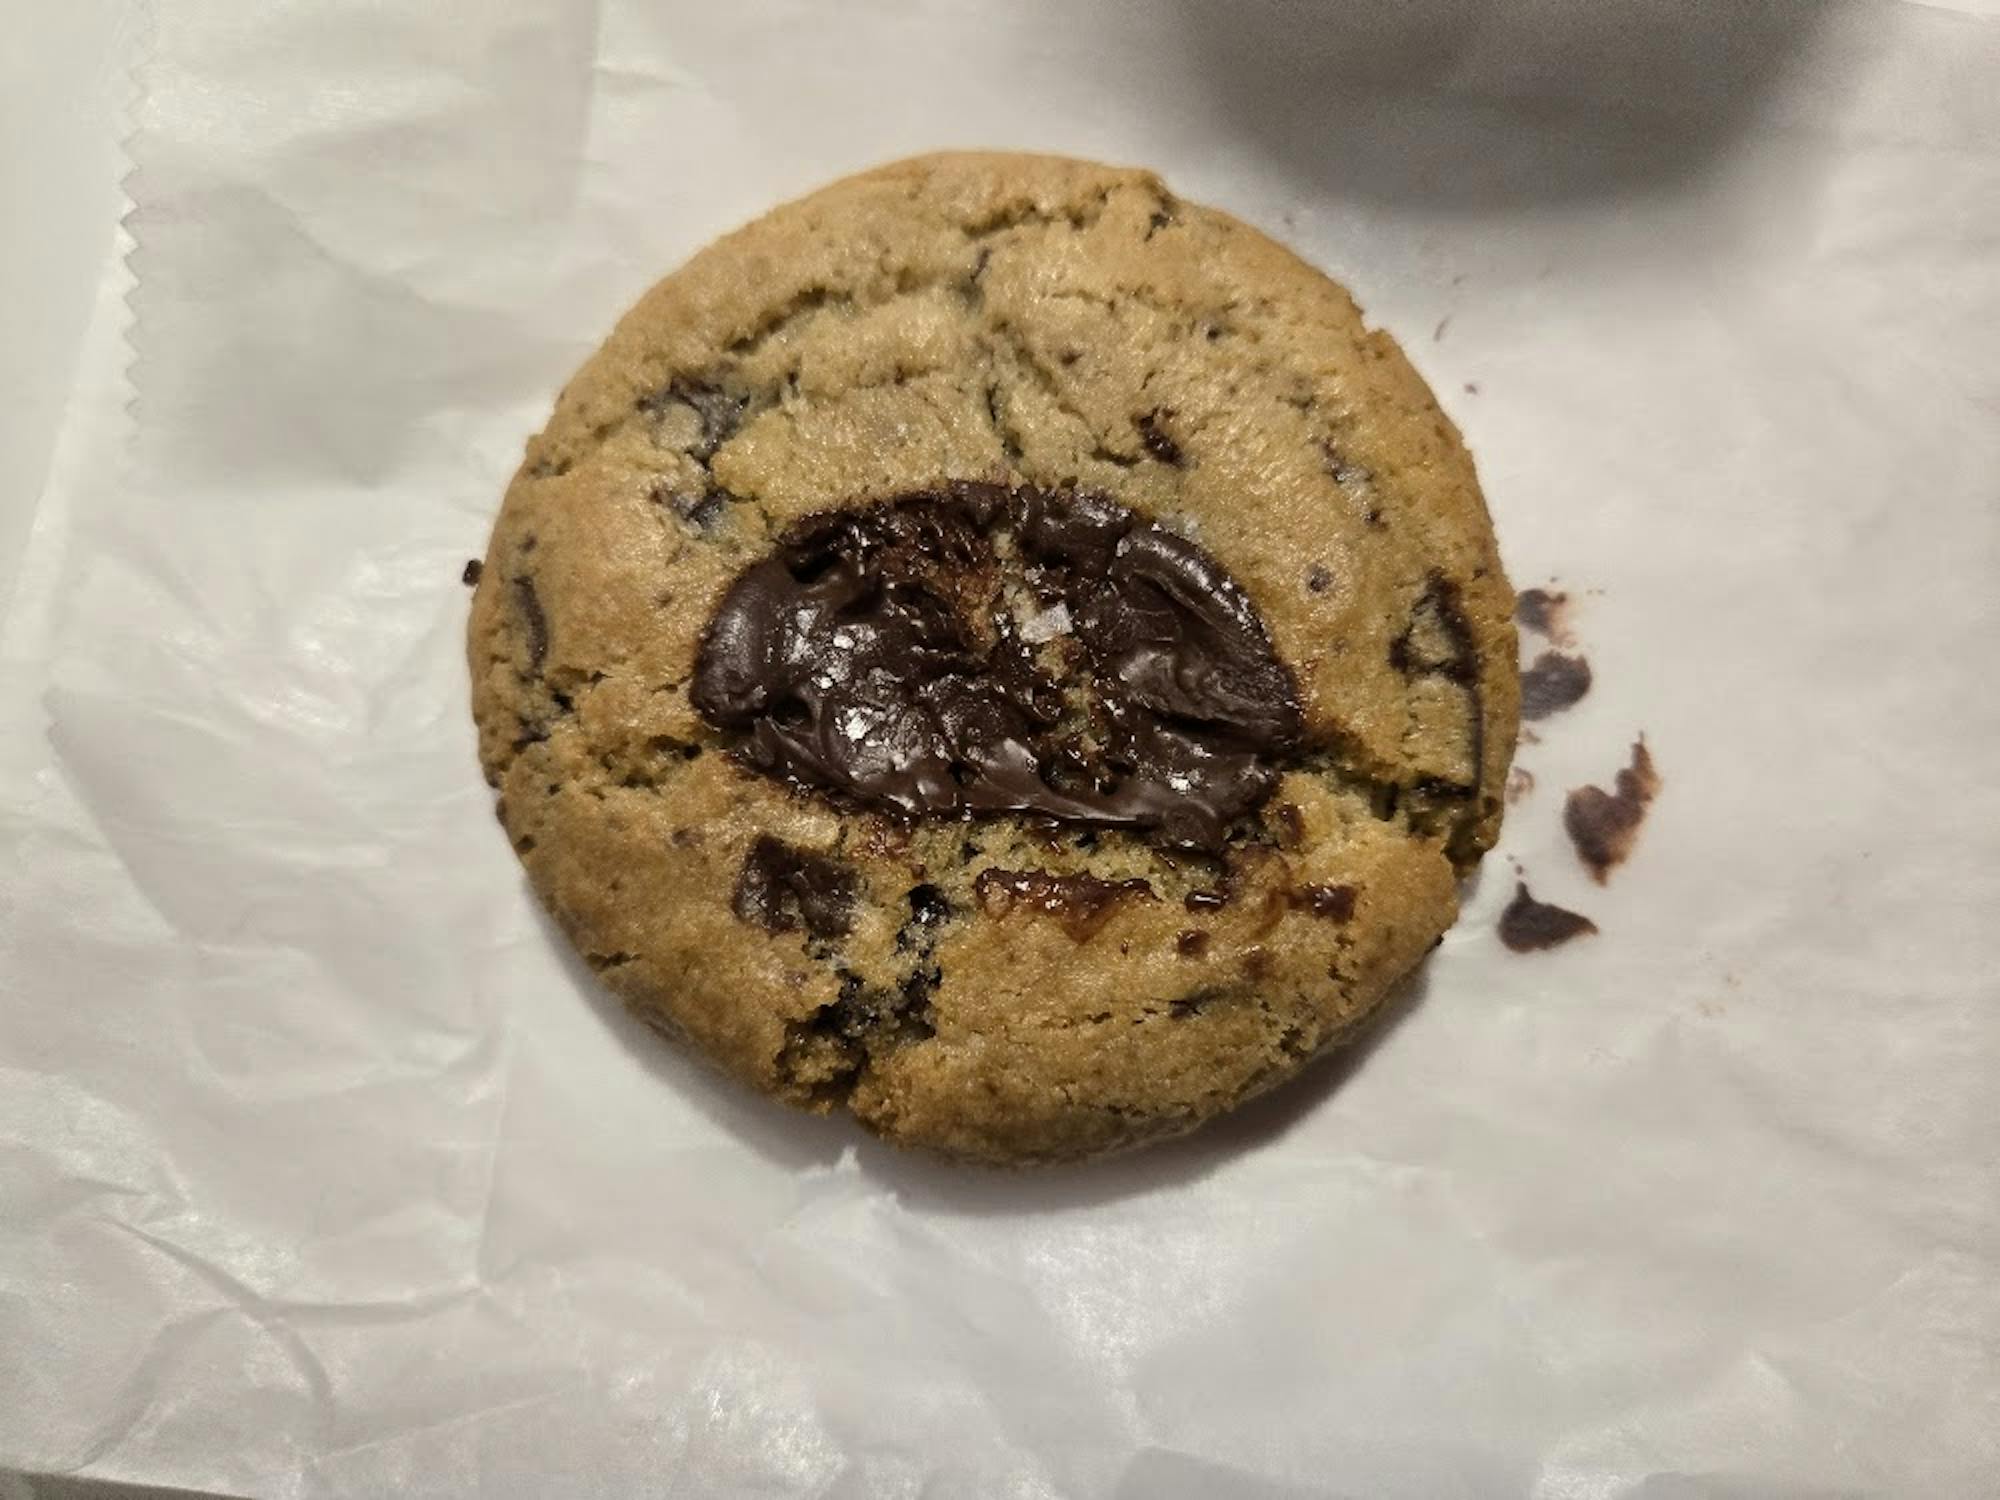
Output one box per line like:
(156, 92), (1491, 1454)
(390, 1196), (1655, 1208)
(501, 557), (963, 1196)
(1136, 409), (1183, 466)
(1306, 564), (1331, 593)
(462, 558), (483, 586)
(908, 883), (950, 930)
(644, 379), (747, 460)
(512, 577), (549, 671)
(895, 883), (953, 954)
(1294, 883), (1357, 922)
(1272, 802), (1305, 849)
(1170, 989), (1222, 1018)
(1176, 929), (1211, 958)
(899, 964), (943, 1015)
(1388, 573), (1476, 685)
(974, 867), (1154, 942)
(671, 487), (731, 532)
(732, 835), (857, 940)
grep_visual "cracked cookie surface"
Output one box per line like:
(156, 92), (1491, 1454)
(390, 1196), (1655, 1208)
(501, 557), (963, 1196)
(468, 152), (1518, 1164)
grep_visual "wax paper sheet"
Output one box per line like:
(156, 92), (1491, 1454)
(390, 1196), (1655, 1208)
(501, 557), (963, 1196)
(3, 2), (1998, 1495)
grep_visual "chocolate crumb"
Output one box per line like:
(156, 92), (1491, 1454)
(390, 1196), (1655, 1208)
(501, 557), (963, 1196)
(1565, 739), (1661, 883)
(1521, 651), (1592, 720)
(1515, 587), (1572, 644)
(461, 558), (483, 586)
(1498, 881), (1598, 952)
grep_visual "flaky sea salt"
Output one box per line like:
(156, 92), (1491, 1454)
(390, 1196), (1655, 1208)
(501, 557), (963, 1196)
(1018, 601), (1072, 643)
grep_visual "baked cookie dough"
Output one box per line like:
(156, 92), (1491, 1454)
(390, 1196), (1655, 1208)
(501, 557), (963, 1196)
(468, 152), (1517, 1163)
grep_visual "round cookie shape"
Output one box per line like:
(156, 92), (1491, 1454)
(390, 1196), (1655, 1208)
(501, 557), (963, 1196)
(468, 152), (1518, 1164)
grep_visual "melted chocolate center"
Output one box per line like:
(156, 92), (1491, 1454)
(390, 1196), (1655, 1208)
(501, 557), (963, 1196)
(691, 483), (1302, 851)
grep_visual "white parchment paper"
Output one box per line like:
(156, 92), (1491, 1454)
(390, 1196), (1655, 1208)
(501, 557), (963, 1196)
(4, 2), (1998, 1495)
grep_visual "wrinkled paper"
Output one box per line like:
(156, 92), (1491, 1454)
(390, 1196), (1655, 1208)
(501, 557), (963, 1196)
(4, 1), (1998, 1495)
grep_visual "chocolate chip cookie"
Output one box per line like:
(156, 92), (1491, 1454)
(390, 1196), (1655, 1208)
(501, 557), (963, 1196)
(468, 152), (1517, 1164)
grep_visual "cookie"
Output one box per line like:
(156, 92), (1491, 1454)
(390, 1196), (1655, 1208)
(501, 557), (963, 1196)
(468, 152), (1517, 1164)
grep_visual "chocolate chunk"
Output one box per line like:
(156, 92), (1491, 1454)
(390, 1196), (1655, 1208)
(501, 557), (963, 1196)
(732, 835), (858, 941)
(691, 484), (1303, 852)
(973, 867), (1154, 942)
(1565, 739), (1660, 883)
(1176, 929), (1211, 958)
(1498, 881), (1598, 952)
(462, 558), (483, 586)
(1136, 409), (1183, 465)
(513, 576), (549, 671)
(1294, 883), (1357, 922)
(1521, 651), (1591, 720)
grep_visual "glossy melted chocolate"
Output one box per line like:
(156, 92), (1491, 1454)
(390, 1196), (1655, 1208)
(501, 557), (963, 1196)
(691, 483), (1301, 851)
